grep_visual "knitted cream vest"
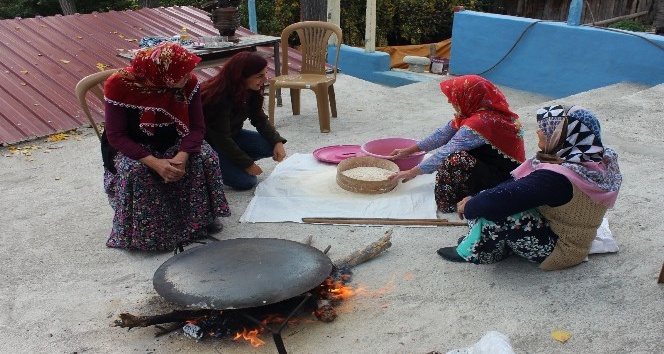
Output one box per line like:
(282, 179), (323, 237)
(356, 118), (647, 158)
(538, 184), (607, 270)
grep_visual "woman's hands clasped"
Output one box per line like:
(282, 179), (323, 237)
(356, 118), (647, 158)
(142, 152), (189, 183)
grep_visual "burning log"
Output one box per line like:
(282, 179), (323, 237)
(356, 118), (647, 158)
(114, 309), (215, 329)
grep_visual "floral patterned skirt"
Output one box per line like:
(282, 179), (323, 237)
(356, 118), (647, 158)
(434, 151), (478, 212)
(103, 141), (230, 251)
(456, 209), (558, 264)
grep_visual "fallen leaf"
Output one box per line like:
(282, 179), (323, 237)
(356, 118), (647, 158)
(60, 59), (70, 64)
(37, 54), (43, 56)
(20, 70), (28, 74)
(77, 36), (83, 39)
(551, 330), (572, 343)
(96, 62), (110, 71)
(20, 82), (27, 86)
(55, 176), (60, 180)
(33, 103), (40, 106)
(118, 34), (125, 38)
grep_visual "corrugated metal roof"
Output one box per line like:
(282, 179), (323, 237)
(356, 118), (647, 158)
(0, 6), (298, 145)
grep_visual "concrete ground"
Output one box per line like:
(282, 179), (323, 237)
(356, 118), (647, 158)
(1, 73), (662, 354)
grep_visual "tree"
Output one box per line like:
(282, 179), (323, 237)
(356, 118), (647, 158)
(300, 0), (326, 21)
(58, 0), (77, 15)
(655, 0), (664, 34)
(139, 0), (161, 8)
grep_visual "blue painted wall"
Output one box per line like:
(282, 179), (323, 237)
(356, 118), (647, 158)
(450, 11), (664, 98)
(329, 44), (439, 87)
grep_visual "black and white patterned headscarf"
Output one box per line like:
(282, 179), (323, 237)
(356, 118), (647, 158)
(531, 105), (621, 197)
(536, 105), (604, 163)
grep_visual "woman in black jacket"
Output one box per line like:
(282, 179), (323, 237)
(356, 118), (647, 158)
(200, 52), (287, 190)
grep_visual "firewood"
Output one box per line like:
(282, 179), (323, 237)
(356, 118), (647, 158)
(333, 229), (393, 269)
(314, 299), (337, 323)
(113, 309), (215, 329)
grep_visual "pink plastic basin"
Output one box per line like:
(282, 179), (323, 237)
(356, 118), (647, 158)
(361, 137), (425, 171)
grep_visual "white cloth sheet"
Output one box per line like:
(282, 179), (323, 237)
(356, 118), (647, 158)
(239, 153), (438, 223)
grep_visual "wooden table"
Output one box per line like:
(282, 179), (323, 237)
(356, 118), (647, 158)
(118, 34), (282, 105)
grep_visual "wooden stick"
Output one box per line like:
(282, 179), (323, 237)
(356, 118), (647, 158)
(302, 217), (466, 226)
(333, 229), (393, 268)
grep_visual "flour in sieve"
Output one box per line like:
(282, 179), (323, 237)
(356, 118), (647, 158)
(341, 166), (394, 181)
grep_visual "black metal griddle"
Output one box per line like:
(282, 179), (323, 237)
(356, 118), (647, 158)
(153, 238), (333, 353)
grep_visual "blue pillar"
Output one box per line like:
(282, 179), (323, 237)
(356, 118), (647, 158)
(248, 0), (258, 33)
(566, 0), (583, 26)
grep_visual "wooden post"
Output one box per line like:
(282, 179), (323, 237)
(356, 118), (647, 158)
(327, 0), (341, 46)
(365, 0), (376, 53)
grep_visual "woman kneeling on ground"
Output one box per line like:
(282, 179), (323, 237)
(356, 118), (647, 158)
(438, 105), (622, 270)
(200, 52), (287, 190)
(102, 42), (231, 252)
(389, 75), (526, 212)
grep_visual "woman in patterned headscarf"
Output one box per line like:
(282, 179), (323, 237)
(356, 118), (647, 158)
(101, 42), (230, 252)
(389, 75), (525, 212)
(437, 105), (622, 270)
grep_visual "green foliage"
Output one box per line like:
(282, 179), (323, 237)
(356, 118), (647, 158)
(0, 0), (482, 46)
(0, 0), (136, 19)
(608, 20), (650, 32)
(237, 0), (300, 39)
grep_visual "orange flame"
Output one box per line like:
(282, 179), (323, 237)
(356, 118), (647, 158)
(233, 328), (265, 347)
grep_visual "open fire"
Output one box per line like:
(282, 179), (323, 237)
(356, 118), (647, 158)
(114, 232), (392, 353)
(116, 267), (356, 349)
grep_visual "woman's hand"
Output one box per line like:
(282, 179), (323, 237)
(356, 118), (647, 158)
(456, 196), (472, 220)
(390, 146), (419, 160)
(141, 155), (186, 183)
(388, 167), (423, 183)
(272, 142), (286, 162)
(245, 163), (263, 176)
(166, 152), (189, 182)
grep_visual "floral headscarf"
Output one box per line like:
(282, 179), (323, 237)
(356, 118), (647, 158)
(512, 105), (622, 208)
(440, 75), (525, 162)
(104, 42), (201, 136)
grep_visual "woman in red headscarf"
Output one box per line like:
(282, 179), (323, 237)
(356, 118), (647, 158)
(200, 52), (287, 190)
(102, 42), (230, 252)
(389, 75), (525, 212)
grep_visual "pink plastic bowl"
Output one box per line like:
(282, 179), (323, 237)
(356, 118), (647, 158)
(361, 137), (425, 171)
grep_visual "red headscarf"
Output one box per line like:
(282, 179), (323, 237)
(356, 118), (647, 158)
(104, 42), (201, 136)
(440, 75), (525, 162)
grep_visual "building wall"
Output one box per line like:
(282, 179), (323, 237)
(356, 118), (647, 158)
(449, 11), (664, 98)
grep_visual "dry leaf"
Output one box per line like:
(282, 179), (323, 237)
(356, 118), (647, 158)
(20, 70), (28, 74)
(47, 133), (69, 142)
(20, 82), (27, 86)
(118, 34), (125, 38)
(60, 59), (70, 64)
(77, 36), (83, 39)
(55, 176), (60, 180)
(551, 330), (572, 343)
(96, 62), (110, 71)
(37, 54), (43, 56)
(33, 103), (40, 106)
